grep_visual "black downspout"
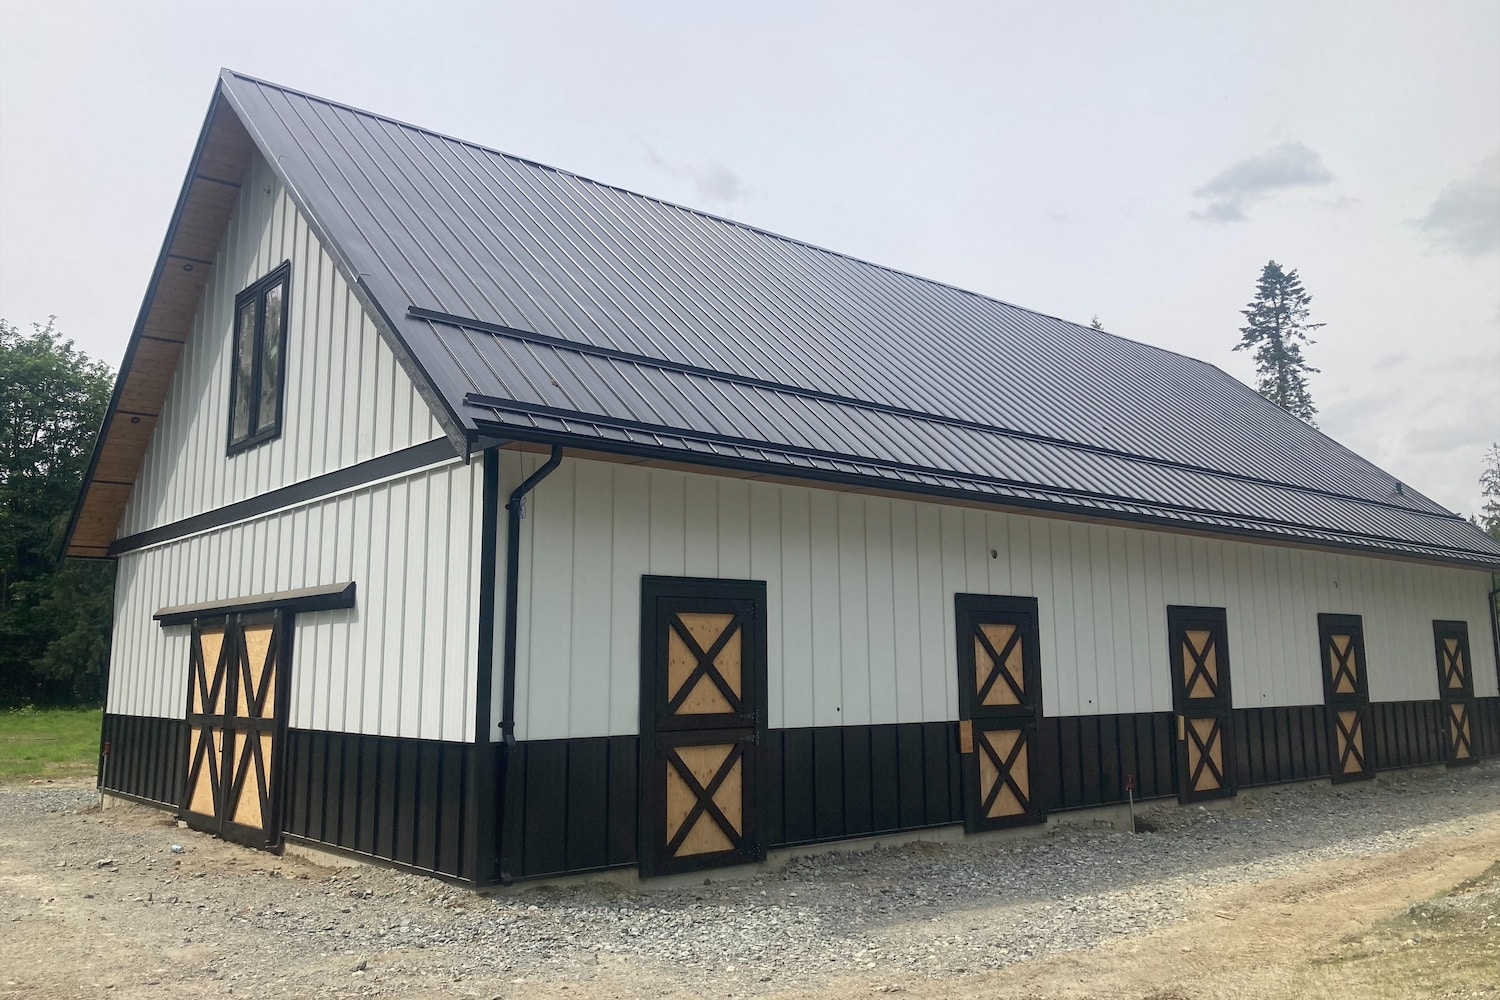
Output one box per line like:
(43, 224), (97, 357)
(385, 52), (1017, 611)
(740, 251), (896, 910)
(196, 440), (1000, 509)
(495, 444), (563, 884)
(1489, 583), (1500, 753)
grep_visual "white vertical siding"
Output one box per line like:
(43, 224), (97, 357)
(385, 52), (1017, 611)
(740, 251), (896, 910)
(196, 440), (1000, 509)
(119, 152), (445, 537)
(497, 454), (1499, 742)
(105, 459), (482, 742)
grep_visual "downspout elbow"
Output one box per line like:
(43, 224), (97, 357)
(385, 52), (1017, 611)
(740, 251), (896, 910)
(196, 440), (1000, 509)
(499, 445), (563, 746)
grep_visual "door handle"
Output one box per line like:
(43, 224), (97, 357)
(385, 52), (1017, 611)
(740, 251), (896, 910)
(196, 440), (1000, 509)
(1177, 715), (1185, 741)
(959, 719), (974, 754)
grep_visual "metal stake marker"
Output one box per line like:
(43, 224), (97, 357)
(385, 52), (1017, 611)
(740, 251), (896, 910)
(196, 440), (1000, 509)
(1126, 773), (1136, 833)
(99, 740), (111, 810)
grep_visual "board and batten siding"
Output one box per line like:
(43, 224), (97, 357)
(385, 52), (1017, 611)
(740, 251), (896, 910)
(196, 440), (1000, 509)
(497, 453), (1499, 742)
(107, 458), (482, 743)
(119, 151), (444, 537)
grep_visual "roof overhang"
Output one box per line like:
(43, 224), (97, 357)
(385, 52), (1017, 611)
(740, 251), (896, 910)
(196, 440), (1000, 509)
(64, 93), (257, 558)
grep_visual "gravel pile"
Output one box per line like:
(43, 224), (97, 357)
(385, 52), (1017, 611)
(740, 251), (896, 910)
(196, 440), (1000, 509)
(3, 761), (1497, 998)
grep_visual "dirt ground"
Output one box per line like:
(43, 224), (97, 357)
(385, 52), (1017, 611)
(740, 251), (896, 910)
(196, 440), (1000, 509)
(2, 776), (1497, 999)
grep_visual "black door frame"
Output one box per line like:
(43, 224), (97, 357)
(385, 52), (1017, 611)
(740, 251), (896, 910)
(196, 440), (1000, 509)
(955, 593), (1046, 832)
(181, 610), (294, 850)
(639, 576), (768, 877)
(1318, 613), (1374, 783)
(1433, 620), (1477, 767)
(1167, 605), (1237, 803)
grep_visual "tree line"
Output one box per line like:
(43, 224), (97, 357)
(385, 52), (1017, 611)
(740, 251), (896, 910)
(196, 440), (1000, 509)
(1, 319), (114, 707)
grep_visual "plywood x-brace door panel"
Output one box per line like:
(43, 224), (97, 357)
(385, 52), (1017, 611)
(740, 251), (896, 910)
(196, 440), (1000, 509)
(182, 611), (289, 849)
(956, 594), (1045, 832)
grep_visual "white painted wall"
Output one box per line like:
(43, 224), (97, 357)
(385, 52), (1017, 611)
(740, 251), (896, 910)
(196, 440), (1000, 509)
(106, 458), (483, 742)
(119, 151), (444, 537)
(496, 454), (1499, 742)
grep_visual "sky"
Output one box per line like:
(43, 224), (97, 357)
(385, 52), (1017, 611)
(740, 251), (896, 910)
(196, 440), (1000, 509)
(1, 0), (1497, 517)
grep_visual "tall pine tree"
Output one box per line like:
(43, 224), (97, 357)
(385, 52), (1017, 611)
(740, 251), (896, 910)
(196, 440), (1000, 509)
(1235, 261), (1322, 424)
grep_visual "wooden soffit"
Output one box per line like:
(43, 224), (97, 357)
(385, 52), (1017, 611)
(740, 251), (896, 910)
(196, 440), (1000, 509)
(66, 92), (256, 557)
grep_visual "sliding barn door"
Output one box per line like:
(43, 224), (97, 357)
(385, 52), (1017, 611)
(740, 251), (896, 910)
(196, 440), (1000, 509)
(956, 595), (1045, 831)
(1168, 606), (1236, 803)
(640, 578), (767, 878)
(1434, 621), (1477, 766)
(182, 612), (289, 849)
(1319, 614), (1374, 782)
(184, 623), (231, 832)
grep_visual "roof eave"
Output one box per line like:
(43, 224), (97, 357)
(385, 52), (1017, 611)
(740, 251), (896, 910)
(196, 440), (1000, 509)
(469, 418), (1500, 574)
(63, 87), (247, 560)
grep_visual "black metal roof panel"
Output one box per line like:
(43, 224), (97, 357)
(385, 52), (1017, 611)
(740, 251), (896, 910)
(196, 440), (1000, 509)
(215, 71), (1500, 569)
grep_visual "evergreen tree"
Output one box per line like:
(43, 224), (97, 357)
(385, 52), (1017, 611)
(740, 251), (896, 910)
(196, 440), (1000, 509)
(1480, 442), (1500, 542)
(1234, 261), (1322, 424)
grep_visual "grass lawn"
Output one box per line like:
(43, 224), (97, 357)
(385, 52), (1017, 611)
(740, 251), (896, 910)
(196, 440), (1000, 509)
(0, 707), (101, 782)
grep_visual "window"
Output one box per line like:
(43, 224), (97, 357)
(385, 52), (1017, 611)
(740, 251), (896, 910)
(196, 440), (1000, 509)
(227, 263), (290, 452)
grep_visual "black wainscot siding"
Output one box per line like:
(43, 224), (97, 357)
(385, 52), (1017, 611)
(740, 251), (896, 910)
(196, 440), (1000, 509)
(765, 722), (965, 847)
(492, 698), (1499, 882)
(498, 736), (640, 881)
(1367, 701), (1447, 771)
(281, 729), (474, 881)
(1476, 696), (1500, 759)
(1232, 706), (1331, 787)
(99, 713), (185, 806)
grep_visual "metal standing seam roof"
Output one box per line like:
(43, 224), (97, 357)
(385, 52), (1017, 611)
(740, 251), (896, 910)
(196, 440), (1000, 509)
(95, 69), (1500, 569)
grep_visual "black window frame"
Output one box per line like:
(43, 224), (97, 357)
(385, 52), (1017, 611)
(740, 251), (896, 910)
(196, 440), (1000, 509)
(226, 262), (291, 455)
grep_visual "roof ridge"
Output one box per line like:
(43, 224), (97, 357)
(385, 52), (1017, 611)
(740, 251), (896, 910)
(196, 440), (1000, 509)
(417, 308), (1462, 524)
(220, 69), (1225, 371)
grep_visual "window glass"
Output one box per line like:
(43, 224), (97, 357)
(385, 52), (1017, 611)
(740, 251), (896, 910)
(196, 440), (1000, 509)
(232, 299), (257, 443)
(228, 264), (290, 451)
(257, 280), (284, 432)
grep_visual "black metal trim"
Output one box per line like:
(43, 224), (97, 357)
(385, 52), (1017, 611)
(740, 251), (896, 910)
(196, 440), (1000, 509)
(112, 438), (458, 556)
(226, 261), (292, 455)
(470, 447), (501, 886)
(423, 308), (1464, 527)
(422, 308), (1470, 527)
(469, 419), (1500, 571)
(155, 581), (355, 626)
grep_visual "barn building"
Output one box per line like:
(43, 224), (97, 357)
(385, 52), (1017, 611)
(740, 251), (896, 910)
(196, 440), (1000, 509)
(71, 71), (1500, 886)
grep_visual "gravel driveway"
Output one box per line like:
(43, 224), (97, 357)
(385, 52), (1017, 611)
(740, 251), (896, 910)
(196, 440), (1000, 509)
(3, 762), (1497, 999)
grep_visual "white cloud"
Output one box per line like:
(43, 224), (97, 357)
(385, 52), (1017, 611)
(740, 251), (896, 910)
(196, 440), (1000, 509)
(1192, 142), (1335, 223)
(643, 146), (750, 205)
(1417, 151), (1500, 257)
